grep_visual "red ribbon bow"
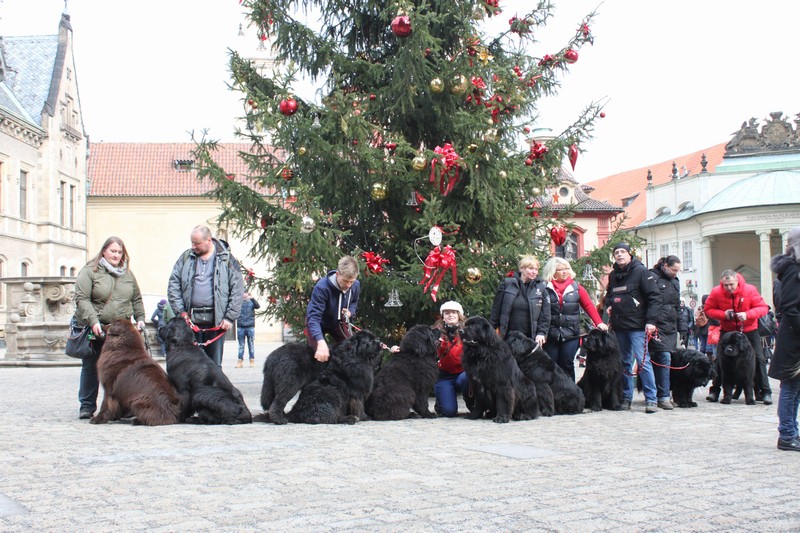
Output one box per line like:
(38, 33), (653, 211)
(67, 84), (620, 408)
(360, 251), (390, 275)
(419, 245), (458, 302)
(430, 143), (461, 196)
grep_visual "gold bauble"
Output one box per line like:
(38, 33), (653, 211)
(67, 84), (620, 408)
(499, 170), (507, 179)
(412, 155), (427, 171)
(532, 187), (541, 195)
(468, 143), (478, 153)
(466, 267), (483, 284)
(483, 128), (499, 143)
(450, 74), (468, 94)
(430, 78), (445, 93)
(371, 182), (388, 201)
(297, 146), (307, 156)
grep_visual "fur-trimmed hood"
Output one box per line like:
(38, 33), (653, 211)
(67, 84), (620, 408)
(771, 253), (800, 279)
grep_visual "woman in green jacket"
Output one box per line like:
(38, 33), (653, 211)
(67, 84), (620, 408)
(74, 236), (146, 420)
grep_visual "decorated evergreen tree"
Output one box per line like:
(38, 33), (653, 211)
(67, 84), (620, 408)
(193, 0), (610, 343)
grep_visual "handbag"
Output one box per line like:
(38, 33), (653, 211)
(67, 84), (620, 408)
(707, 324), (721, 345)
(65, 317), (93, 358)
(190, 307), (215, 325)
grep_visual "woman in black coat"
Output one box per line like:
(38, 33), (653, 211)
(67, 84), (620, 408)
(648, 255), (685, 410)
(769, 226), (800, 451)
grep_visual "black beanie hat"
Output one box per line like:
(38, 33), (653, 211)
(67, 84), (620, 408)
(612, 242), (631, 254)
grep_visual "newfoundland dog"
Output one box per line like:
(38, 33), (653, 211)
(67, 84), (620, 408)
(506, 331), (585, 416)
(718, 331), (756, 405)
(670, 348), (715, 408)
(258, 341), (326, 424)
(287, 330), (383, 424)
(365, 325), (440, 420)
(460, 316), (540, 423)
(577, 329), (624, 411)
(91, 319), (180, 426)
(162, 318), (252, 424)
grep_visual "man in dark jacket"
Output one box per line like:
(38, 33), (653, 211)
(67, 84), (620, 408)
(605, 243), (662, 413)
(679, 300), (695, 348)
(305, 255), (360, 362)
(236, 292), (260, 368)
(703, 270), (771, 404)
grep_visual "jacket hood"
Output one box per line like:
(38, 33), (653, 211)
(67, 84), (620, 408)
(771, 253), (800, 277)
(612, 257), (641, 273)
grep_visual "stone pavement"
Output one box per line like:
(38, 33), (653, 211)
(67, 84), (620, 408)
(1, 340), (799, 532)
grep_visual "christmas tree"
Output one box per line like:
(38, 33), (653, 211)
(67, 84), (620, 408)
(193, 0), (608, 343)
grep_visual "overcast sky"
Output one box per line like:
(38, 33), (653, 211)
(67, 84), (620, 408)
(3, 0), (799, 182)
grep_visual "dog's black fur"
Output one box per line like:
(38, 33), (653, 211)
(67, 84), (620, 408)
(162, 318), (252, 424)
(258, 341), (326, 424)
(718, 331), (756, 405)
(460, 316), (540, 423)
(287, 330), (383, 424)
(577, 329), (624, 411)
(365, 325), (440, 420)
(506, 331), (585, 416)
(670, 348), (715, 408)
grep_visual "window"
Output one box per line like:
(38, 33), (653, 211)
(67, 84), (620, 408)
(682, 240), (693, 269)
(69, 185), (76, 228)
(555, 232), (579, 260)
(0, 259), (4, 303)
(659, 243), (669, 259)
(20, 262), (28, 276)
(0, 161), (3, 213)
(59, 181), (67, 226)
(60, 266), (67, 276)
(69, 267), (76, 276)
(19, 170), (28, 219)
(174, 159), (194, 171)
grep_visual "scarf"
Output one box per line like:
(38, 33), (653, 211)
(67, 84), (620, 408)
(100, 257), (128, 277)
(550, 276), (574, 305)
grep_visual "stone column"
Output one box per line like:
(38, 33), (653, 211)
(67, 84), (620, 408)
(699, 236), (715, 298)
(758, 231), (773, 309)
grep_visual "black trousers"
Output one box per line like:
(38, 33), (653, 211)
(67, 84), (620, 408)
(709, 329), (771, 395)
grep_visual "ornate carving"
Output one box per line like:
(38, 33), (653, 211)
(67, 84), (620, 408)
(725, 112), (800, 155)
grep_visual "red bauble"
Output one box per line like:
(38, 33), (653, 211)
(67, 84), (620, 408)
(280, 166), (293, 181)
(600, 112), (606, 118)
(279, 98), (298, 116)
(391, 15), (412, 37)
(568, 143), (579, 171)
(564, 49), (579, 64)
(369, 94), (377, 100)
(550, 226), (567, 246)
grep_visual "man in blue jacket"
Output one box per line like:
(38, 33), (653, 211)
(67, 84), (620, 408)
(305, 255), (360, 362)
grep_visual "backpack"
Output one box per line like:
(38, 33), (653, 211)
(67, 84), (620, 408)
(757, 313), (776, 337)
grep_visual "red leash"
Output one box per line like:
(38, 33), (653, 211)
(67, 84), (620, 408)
(182, 314), (226, 347)
(344, 319), (390, 351)
(624, 328), (653, 377)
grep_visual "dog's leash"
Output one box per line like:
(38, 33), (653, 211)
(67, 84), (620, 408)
(343, 318), (391, 351)
(139, 326), (153, 357)
(182, 313), (226, 347)
(624, 328), (654, 377)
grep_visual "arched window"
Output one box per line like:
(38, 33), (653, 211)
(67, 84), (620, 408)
(70, 267), (76, 277)
(20, 262), (29, 277)
(60, 266), (67, 276)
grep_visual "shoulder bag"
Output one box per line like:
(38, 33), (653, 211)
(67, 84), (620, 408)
(65, 317), (93, 358)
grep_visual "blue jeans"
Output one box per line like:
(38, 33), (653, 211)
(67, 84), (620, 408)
(778, 378), (800, 441)
(237, 326), (256, 360)
(195, 328), (225, 367)
(434, 371), (469, 417)
(543, 337), (580, 382)
(651, 350), (671, 402)
(615, 330), (657, 403)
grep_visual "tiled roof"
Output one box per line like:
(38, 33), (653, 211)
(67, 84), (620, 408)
(88, 142), (278, 197)
(583, 142), (727, 227)
(537, 168), (623, 213)
(2, 34), (59, 127)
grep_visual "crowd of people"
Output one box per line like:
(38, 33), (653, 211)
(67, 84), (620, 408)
(72, 227), (800, 452)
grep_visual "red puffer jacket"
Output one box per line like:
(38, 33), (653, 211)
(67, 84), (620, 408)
(437, 333), (464, 374)
(703, 272), (768, 333)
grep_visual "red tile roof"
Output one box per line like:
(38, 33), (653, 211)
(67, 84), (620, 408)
(584, 142), (727, 227)
(88, 142), (277, 197)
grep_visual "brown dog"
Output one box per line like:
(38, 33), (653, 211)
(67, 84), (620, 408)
(91, 319), (180, 426)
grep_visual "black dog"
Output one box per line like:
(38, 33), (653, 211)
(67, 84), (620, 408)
(577, 329), (624, 411)
(258, 342), (326, 424)
(365, 325), (440, 420)
(287, 330), (383, 424)
(162, 318), (252, 424)
(718, 331), (756, 405)
(460, 316), (539, 423)
(506, 331), (585, 416)
(670, 348), (715, 408)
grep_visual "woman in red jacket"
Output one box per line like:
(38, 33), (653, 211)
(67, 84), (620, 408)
(433, 301), (470, 417)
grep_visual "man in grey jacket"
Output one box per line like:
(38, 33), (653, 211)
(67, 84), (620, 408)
(168, 225), (244, 366)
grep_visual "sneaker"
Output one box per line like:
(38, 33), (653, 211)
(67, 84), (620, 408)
(706, 390), (719, 402)
(645, 402), (657, 413)
(621, 399), (631, 411)
(79, 409), (93, 420)
(235, 360), (243, 368)
(777, 438), (800, 451)
(249, 359), (255, 368)
(762, 393), (773, 405)
(657, 400), (674, 410)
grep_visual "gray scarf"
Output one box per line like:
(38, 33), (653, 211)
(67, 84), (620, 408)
(100, 257), (128, 277)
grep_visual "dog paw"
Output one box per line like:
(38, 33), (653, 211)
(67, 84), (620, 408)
(340, 415), (359, 425)
(746, 399), (756, 405)
(252, 412), (271, 423)
(492, 415), (510, 423)
(720, 397), (732, 404)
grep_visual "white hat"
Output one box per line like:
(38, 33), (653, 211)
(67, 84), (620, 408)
(440, 301), (463, 315)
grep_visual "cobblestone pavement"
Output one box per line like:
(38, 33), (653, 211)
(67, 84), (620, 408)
(1, 340), (798, 532)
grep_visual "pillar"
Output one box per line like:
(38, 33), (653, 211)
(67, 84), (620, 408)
(758, 231), (773, 309)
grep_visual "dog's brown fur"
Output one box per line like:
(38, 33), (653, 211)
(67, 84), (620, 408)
(91, 319), (180, 426)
